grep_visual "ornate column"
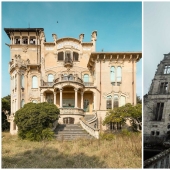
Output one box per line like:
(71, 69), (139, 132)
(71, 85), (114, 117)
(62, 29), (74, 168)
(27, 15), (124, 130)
(93, 92), (96, 110)
(74, 88), (78, 108)
(54, 91), (56, 105)
(28, 36), (30, 45)
(40, 93), (43, 102)
(20, 36), (22, 45)
(60, 89), (63, 108)
(81, 91), (84, 109)
(17, 71), (21, 110)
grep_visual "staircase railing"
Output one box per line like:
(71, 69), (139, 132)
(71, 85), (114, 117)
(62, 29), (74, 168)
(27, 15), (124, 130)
(144, 148), (170, 168)
(80, 117), (99, 139)
(87, 112), (98, 124)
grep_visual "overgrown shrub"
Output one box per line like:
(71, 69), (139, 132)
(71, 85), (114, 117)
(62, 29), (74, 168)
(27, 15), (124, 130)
(100, 132), (115, 141)
(14, 102), (59, 141)
(121, 129), (132, 136)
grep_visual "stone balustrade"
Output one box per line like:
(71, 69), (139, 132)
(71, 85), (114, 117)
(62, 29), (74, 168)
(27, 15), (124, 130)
(41, 75), (84, 87)
(80, 117), (99, 139)
(60, 108), (84, 116)
(144, 148), (170, 168)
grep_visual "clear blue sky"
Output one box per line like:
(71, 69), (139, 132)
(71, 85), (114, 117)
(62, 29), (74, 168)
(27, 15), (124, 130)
(1, 2), (142, 97)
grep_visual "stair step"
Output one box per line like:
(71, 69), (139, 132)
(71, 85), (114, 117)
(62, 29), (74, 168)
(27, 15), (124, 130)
(54, 124), (94, 141)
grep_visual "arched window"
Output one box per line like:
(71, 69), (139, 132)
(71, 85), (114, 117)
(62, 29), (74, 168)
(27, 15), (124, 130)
(48, 74), (54, 82)
(21, 99), (24, 108)
(113, 95), (119, 108)
(32, 100), (37, 103)
(21, 74), (24, 88)
(73, 52), (79, 61)
(110, 66), (115, 82)
(117, 66), (122, 82)
(106, 95), (112, 109)
(83, 74), (89, 82)
(32, 76), (38, 88)
(84, 99), (89, 112)
(120, 96), (126, 107)
(58, 52), (64, 61)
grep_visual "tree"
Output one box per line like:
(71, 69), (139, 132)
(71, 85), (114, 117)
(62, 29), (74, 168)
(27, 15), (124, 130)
(136, 95), (142, 104)
(14, 102), (60, 141)
(2, 95), (11, 131)
(103, 103), (142, 132)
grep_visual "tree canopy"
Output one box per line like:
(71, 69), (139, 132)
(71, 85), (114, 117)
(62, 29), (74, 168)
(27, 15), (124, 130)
(14, 102), (60, 141)
(103, 103), (142, 132)
(2, 95), (10, 131)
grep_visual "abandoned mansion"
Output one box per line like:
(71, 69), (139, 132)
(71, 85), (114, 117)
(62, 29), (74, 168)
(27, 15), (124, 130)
(4, 28), (141, 137)
(144, 53), (170, 145)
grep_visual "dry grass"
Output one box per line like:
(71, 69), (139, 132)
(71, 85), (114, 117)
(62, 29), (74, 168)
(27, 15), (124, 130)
(2, 132), (142, 168)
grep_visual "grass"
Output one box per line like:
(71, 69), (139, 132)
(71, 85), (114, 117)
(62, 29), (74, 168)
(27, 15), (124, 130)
(2, 132), (142, 168)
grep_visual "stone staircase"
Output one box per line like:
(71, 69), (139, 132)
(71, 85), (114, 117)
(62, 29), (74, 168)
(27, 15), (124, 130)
(84, 114), (95, 122)
(54, 124), (93, 141)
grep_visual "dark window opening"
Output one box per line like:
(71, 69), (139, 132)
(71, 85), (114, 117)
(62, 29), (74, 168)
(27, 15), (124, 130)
(58, 52), (64, 61)
(113, 96), (119, 108)
(30, 38), (36, 44)
(160, 82), (168, 94)
(65, 51), (72, 63)
(73, 52), (79, 61)
(106, 99), (112, 109)
(151, 131), (155, 135)
(15, 38), (20, 44)
(63, 117), (74, 124)
(167, 125), (170, 129)
(110, 122), (122, 130)
(155, 103), (164, 121)
(22, 38), (28, 44)
(156, 131), (160, 136)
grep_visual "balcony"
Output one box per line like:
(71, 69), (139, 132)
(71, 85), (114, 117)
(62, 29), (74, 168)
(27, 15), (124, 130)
(84, 82), (94, 86)
(41, 75), (84, 87)
(60, 108), (84, 116)
(9, 57), (27, 72)
(64, 57), (73, 67)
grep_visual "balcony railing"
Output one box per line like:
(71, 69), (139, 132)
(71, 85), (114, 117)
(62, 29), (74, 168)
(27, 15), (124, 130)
(60, 108), (84, 116)
(41, 75), (84, 87)
(84, 82), (94, 86)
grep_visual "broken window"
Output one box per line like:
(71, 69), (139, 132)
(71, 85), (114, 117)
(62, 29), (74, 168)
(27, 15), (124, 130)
(159, 82), (168, 94)
(164, 65), (170, 74)
(156, 131), (160, 136)
(58, 52), (64, 61)
(151, 131), (155, 135)
(154, 103), (164, 121)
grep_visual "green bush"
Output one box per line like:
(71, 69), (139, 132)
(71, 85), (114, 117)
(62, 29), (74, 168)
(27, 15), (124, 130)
(121, 129), (132, 136)
(14, 102), (59, 141)
(100, 132), (115, 141)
